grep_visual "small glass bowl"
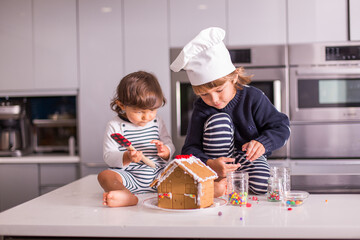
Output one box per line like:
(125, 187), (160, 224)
(284, 191), (309, 207)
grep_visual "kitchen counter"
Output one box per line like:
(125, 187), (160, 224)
(0, 175), (359, 239)
(0, 154), (80, 164)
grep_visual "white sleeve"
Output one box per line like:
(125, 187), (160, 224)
(157, 116), (176, 160)
(103, 119), (124, 168)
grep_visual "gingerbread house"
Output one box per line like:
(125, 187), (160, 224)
(150, 154), (218, 209)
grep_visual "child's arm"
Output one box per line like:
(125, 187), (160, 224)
(151, 140), (170, 160)
(242, 140), (265, 162)
(207, 157), (241, 178)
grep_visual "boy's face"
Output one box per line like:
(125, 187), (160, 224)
(198, 80), (237, 109)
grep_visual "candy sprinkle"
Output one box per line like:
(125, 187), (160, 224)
(325, 200), (328, 203)
(218, 211), (222, 216)
(240, 217), (243, 221)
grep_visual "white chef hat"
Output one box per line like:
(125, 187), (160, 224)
(170, 27), (235, 86)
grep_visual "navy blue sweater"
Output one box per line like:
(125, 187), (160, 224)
(181, 85), (290, 163)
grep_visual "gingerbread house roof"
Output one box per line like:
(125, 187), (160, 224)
(151, 155), (218, 187)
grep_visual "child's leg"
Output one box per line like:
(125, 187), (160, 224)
(203, 113), (234, 159)
(214, 177), (227, 197)
(203, 113), (234, 197)
(236, 154), (270, 194)
(97, 170), (138, 207)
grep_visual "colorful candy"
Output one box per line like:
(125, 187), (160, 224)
(267, 190), (281, 202)
(228, 191), (248, 205)
(285, 199), (303, 206)
(158, 193), (172, 199)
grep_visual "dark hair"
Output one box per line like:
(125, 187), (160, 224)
(110, 71), (166, 115)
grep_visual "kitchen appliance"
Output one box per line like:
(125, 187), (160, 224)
(289, 42), (360, 158)
(288, 42), (360, 194)
(28, 96), (78, 155)
(0, 99), (32, 156)
(170, 45), (289, 158)
(32, 118), (77, 154)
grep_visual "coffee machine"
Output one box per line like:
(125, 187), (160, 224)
(0, 98), (32, 156)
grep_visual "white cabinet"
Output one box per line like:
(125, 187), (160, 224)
(33, 0), (78, 90)
(78, 0), (124, 175)
(349, 0), (360, 41)
(123, 0), (171, 132)
(0, 0), (78, 94)
(169, 0), (226, 47)
(0, 164), (39, 212)
(39, 163), (78, 194)
(228, 0), (287, 45)
(0, 0), (33, 91)
(287, 0), (347, 44)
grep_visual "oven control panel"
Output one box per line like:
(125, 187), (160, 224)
(326, 45), (360, 61)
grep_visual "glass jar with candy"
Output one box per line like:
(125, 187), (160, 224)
(226, 171), (249, 205)
(267, 177), (284, 202)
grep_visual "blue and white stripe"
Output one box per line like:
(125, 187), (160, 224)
(111, 125), (167, 194)
(202, 112), (270, 195)
(203, 113), (234, 159)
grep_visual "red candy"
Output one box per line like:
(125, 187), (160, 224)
(175, 154), (193, 159)
(246, 203), (252, 208)
(288, 207), (292, 211)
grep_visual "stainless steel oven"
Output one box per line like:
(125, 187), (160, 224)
(289, 42), (360, 158)
(170, 45), (289, 158)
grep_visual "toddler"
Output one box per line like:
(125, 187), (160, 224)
(98, 71), (175, 207)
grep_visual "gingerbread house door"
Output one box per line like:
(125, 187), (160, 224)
(172, 194), (185, 209)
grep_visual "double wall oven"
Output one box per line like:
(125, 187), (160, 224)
(170, 45), (289, 158)
(289, 42), (360, 193)
(289, 42), (360, 158)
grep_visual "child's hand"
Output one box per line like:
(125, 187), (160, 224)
(126, 149), (143, 163)
(150, 140), (170, 160)
(242, 140), (265, 161)
(207, 157), (241, 178)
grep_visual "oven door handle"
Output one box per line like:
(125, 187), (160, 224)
(293, 160), (360, 166)
(273, 80), (281, 112)
(296, 68), (360, 76)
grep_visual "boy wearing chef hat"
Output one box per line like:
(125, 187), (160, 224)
(170, 27), (290, 195)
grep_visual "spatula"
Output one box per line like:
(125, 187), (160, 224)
(110, 133), (156, 168)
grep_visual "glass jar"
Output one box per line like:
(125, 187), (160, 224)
(270, 166), (291, 194)
(227, 171), (249, 205)
(267, 177), (284, 202)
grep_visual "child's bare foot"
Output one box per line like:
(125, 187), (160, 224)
(214, 177), (227, 198)
(103, 190), (138, 207)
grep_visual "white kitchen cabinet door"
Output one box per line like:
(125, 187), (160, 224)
(228, 0), (287, 46)
(169, 0), (227, 47)
(349, 0), (360, 41)
(0, 164), (39, 212)
(287, 0), (347, 44)
(0, 0), (33, 92)
(33, 0), (78, 90)
(123, 0), (171, 133)
(78, 0), (124, 175)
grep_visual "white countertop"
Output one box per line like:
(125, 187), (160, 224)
(0, 175), (359, 239)
(0, 154), (80, 164)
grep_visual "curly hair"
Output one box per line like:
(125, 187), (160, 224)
(110, 71), (166, 115)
